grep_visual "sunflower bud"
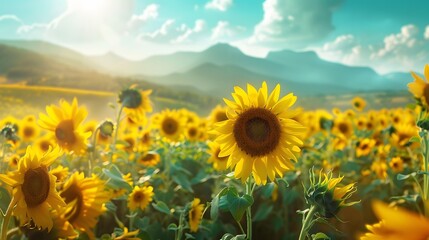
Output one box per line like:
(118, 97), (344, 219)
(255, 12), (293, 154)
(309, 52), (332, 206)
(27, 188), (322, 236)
(306, 170), (358, 218)
(1, 124), (19, 142)
(119, 88), (142, 109)
(99, 120), (114, 137)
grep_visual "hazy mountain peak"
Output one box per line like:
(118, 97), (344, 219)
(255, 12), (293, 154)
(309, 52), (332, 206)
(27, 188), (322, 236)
(205, 43), (243, 55)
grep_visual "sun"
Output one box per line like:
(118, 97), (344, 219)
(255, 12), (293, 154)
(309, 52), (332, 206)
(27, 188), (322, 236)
(68, 0), (109, 16)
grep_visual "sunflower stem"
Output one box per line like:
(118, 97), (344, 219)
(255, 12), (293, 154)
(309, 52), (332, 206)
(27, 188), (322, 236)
(176, 210), (185, 240)
(245, 178), (254, 240)
(423, 131), (429, 217)
(89, 126), (100, 175)
(1, 197), (15, 240)
(111, 105), (124, 161)
(298, 205), (317, 240)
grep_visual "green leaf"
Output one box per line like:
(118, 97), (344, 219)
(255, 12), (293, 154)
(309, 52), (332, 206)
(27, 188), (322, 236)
(227, 192), (254, 222)
(102, 165), (133, 191)
(409, 136), (421, 143)
(311, 232), (331, 240)
(185, 233), (196, 240)
(0, 187), (11, 213)
(152, 201), (171, 215)
(168, 223), (178, 231)
(220, 233), (247, 240)
(397, 172), (417, 181)
(253, 202), (273, 222)
(210, 187), (229, 220)
(172, 173), (193, 192)
(105, 201), (117, 212)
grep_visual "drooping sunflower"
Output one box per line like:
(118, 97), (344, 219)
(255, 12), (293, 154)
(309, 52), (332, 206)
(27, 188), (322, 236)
(408, 64), (429, 107)
(212, 82), (306, 185)
(352, 96), (366, 111)
(188, 198), (204, 233)
(119, 87), (153, 123)
(38, 98), (91, 155)
(152, 109), (184, 142)
(137, 152), (160, 167)
(207, 141), (228, 171)
(0, 146), (65, 230)
(361, 201), (429, 240)
(59, 172), (110, 239)
(128, 185), (154, 211)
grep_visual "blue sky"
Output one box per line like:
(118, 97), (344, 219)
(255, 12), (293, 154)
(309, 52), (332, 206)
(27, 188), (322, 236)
(0, 0), (428, 73)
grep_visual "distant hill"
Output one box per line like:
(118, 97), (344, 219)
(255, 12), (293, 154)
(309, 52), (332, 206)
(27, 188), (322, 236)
(0, 39), (412, 98)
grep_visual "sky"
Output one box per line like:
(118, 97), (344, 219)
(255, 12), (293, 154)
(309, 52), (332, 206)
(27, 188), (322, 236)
(0, 0), (428, 74)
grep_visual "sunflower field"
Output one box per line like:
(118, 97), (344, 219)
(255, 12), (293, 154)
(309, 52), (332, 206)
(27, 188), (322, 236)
(0, 65), (429, 240)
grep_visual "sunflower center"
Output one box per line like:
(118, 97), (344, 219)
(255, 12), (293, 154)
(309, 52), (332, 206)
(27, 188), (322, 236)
(60, 183), (83, 223)
(141, 132), (151, 144)
(423, 84), (429, 105)
(215, 111), (228, 122)
(140, 153), (155, 162)
(162, 118), (178, 135)
(338, 123), (349, 134)
(119, 89), (142, 109)
(188, 127), (198, 137)
(233, 108), (281, 157)
(55, 120), (76, 144)
(190, 208), (197, 221)
(360, 143), (369, 151)
(23, 126), (35, 138)
(133, 191), (144, 202)
(39, 140), (51, 152)
(22, 167), (50, 208)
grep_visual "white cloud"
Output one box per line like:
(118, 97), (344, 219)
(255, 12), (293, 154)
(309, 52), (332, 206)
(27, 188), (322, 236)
(205, 0), (233, 11)
(425, 25), (429, 40)
(317, 24), (429, 73)
(128, 4), (159, 31)
(139, 19), (207, 44)
(0, 15), (23, 38)
(250, 0), (342, 48)
(211, 21), (245, 41)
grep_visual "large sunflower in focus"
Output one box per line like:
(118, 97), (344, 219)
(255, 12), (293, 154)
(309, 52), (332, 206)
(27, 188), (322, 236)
(408, 64), (429, 107)
(59, 172), (110, 239)
(38, 98), (91, 155)
(0, 146), (65, 231)
(212, 82), (306, 185)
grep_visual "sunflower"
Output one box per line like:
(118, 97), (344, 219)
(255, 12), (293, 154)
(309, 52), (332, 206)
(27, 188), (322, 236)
(50, 165), (69, 183)
(408, 64), (429, 107)
(119, 132), (137, 153)
(128, 185), (154, 211)
(0, 146), (65, 230)
(4, 153), (20, 169)
(188, 198), (204, 232)
(138, 129), (152, 151)
(212, 82), (306, 185)
(371, 160), (388, 180)
(207, 142), (228, 171)
(111, 173), (133, 199)
(21, 211), (77, 240)
(389, 157), (404, 173)
(333, 115), (353, 138)
(113, 227), (140, 240)
(137, 152), (160, 167)
(179, 109), (200, 125)
(209, 105), (228, 124)
(352, 96), (366, 111)
(356, 138), (376, 157)
(18, 120), (40, 142)
(119, 87), (153, 123)
(59, 172), (110, 239)
(33, 135), (56, 156)
(361, 201), (429, 240)
(185, 124), (200, 142)
(153, 109), (184, 142)
(38, 98), (91, 155)
(391, 123), (418, 149)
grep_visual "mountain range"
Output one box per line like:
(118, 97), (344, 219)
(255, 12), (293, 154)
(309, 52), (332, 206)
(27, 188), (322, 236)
(0, 39), (411, 98)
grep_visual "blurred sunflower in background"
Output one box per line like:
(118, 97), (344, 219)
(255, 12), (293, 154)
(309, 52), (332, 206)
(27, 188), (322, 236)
(188, 198), (204, 233)
(208, 141), (228, 171)
(38, 98), (91, 155)
(119, 86), (153, 123)
(137, 152), (160, 167)
(408, 64), (429, 107)
(152, 109), (184, 142)
(212, 82), (306, 185)
(128, 185), (154, 211)
(352, 97), (366, 112)
(0, 146), (65, 230)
